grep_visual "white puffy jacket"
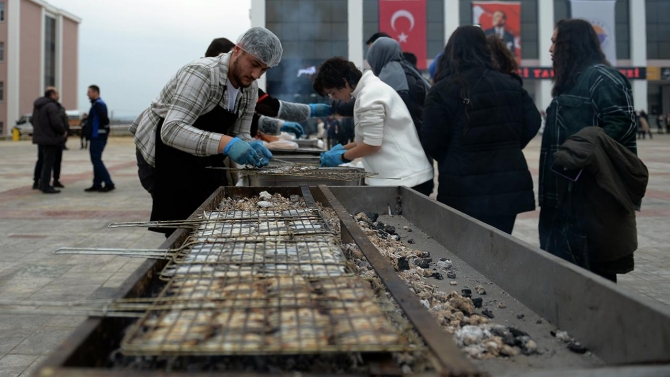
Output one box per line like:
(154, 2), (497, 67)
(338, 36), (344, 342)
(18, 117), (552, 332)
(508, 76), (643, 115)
(351, 71), (433, 187)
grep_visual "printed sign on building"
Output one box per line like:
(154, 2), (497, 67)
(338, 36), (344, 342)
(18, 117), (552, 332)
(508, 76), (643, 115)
(379, 0), (427, 69)
(570, 0), (618, 66)
(473, 1), (522, 62)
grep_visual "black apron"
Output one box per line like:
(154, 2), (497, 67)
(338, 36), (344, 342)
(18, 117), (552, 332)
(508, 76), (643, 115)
(150, 102), (237, 234)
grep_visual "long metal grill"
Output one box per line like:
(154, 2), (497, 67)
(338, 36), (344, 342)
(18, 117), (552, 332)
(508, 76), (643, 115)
(121, 195), (408, 356)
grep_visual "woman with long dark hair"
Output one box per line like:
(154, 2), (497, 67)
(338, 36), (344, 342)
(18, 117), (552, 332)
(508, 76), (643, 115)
(539, 19), (639, 282)
(421, 26), (540, 234)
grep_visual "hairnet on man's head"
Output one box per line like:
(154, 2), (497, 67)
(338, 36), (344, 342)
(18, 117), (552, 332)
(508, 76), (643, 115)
(236, 27), (283, 67)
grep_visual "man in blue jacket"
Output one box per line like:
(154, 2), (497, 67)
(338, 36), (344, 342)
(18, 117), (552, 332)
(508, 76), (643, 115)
(85, 85), (115, 192)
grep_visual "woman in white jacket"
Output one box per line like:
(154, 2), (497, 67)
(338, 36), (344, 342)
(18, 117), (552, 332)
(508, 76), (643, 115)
(314, 57), (433, 194)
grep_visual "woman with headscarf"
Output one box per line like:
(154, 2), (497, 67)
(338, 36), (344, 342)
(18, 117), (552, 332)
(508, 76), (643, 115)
(421, 26), (540, 234)
(366, 37), (431, 133)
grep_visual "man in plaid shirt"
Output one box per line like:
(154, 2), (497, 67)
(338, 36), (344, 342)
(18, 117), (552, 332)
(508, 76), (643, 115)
(130, 27), (282, 235)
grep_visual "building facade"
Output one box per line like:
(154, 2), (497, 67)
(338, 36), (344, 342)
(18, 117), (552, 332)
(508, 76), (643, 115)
(251, 0), (666, 115)
(0, 0), (80, 135)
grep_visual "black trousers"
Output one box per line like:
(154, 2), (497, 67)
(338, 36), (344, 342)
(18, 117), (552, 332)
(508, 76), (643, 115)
(33, 145), (43, 183)
(136, 149), (156, 197)
(39, 145), (60, 190)
(34, 145), (63, 183)
(412, 179), (434, 197)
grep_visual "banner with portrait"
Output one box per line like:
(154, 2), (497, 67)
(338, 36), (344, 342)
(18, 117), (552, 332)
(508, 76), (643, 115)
(472, 1), (522, 62)
(570, 0), (617, 66)
(379, 0), (427, 69)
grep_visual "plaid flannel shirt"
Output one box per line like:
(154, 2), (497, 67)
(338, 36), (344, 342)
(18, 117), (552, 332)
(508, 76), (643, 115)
(539, 64), (638, 208)
(130, 52), (257, 167)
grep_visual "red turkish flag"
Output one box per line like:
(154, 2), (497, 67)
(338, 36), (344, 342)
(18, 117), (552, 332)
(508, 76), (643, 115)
(379, 0), (427, 69)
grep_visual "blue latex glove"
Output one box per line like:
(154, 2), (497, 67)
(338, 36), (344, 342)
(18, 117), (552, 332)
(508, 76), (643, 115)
(320, 149), (346, 167)
(224, 137), (263, 167)
(330, 144), (345, 152)
(248, 140), (273, 166)
(280, 122), (304, 138)
(309, 103), (333, 118)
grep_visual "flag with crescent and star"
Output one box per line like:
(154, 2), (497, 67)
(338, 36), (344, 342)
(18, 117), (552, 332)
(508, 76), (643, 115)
(379, 0), (427, 69)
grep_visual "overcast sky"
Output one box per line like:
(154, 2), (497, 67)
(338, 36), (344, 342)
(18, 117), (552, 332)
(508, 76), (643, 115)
(47, 0), (251, 119)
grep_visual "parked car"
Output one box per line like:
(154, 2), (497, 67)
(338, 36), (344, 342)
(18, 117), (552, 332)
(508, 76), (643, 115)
(14, 110), (87, 137)
(13, 114), (34, 137)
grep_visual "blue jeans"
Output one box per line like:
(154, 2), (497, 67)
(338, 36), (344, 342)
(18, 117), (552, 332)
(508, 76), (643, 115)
(89, 135), (113, 187)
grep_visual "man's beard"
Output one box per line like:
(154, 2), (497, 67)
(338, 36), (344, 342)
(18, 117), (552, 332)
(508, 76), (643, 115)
(232, 59), (252, 88)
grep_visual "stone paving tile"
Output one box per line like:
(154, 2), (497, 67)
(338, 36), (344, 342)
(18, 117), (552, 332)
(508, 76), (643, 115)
(0, 315), (52, 357)
(0, 277), (55, 299)
(17, 355), (49, 377)
(43, 315), (87, 328)
(0, 354), (39, 377)
(10, 328), (77, 356)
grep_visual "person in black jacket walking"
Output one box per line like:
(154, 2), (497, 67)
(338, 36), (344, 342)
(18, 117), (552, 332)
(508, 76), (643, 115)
(421, 26), (540, 234)
(85, 85), (115, 192)
(32, 88), (67, 194)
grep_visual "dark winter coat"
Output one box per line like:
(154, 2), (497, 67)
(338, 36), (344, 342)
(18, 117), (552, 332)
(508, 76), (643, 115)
(31, 97), (66, 146)
(398, 63), (429, 132)
(551, 127), (648, 268)
(421, 66), (540, 219)
(539, 64), (637, 209)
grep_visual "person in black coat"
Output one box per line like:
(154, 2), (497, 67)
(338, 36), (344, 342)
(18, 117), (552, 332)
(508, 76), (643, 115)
(31, 88), (67, 194)
(421, 26), (540, 234)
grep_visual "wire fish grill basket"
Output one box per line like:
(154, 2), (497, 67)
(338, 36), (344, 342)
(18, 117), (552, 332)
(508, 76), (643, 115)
(158, 209), (339, 280)
(121, 274), (410, 356)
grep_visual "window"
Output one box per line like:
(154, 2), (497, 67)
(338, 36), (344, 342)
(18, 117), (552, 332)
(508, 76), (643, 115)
(0, 82), (4, 101)
(0, 3), (5, 22)
(44, 16), (56, 87)
(0, 42), (4, 62)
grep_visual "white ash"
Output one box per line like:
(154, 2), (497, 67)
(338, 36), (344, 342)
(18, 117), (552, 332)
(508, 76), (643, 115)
(342, 212), (541, 359)
(259, 191), (273, 201)
(553, 330), (572, 343)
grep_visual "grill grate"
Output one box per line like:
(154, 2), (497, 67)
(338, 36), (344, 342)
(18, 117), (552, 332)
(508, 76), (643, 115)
(193, 209), (334, 240)
(159, 209), (338, 280)
(161, 239), (351, 279)
(122, 275), (406, 355)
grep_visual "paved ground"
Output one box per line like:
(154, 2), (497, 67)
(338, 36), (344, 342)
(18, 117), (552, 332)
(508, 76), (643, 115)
(0, 135), (668, 376)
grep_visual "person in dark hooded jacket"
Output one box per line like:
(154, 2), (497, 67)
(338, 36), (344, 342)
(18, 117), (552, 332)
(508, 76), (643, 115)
(32, 88), (67, 193)
(421, 26), (540, 234)
(367, 37), (431, 133)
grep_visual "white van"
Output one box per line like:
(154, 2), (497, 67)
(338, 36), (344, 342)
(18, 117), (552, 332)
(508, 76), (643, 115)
(13, 114), (34, 136)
